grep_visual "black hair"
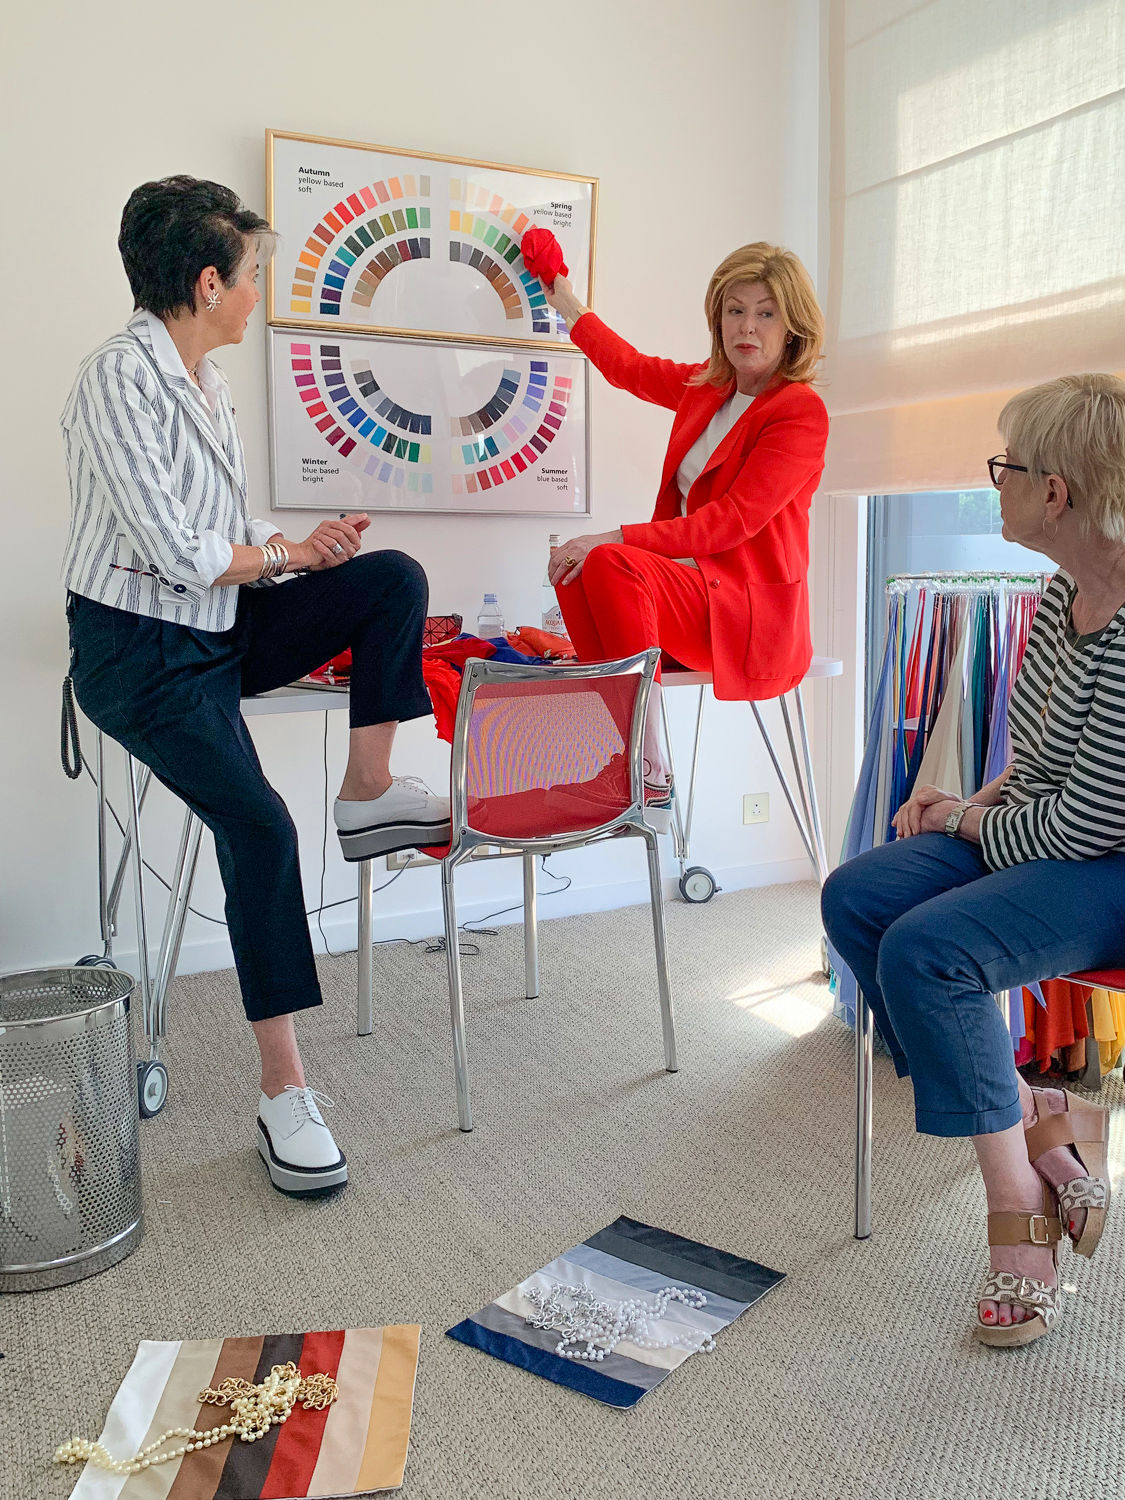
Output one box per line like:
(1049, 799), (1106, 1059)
(118, 175), (271, 318)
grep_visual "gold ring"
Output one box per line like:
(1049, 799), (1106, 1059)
(564, 555), (578, 567)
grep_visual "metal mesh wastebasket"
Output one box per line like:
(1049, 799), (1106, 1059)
(0, 966), (142, 1292)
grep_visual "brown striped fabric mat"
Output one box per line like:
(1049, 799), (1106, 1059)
(65, 1327), (420, 1498)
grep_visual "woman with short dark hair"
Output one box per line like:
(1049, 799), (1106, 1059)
(63, 176), (450, 1197)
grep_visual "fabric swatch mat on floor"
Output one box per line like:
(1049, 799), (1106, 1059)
(62, 1326), (420, 1499)
(447, 1215), (782, 1406)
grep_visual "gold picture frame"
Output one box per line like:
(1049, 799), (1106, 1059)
(265, 129), (598, 351)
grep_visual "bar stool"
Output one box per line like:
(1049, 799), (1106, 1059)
(661, 656), (843, 906)
(659, 658), (868, 1234)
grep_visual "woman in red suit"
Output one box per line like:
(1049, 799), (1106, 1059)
(544, 243), (827, 825)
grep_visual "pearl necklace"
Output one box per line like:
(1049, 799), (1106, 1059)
(54, 1362), (337, 1477)
(524, 1283), (716, 1362)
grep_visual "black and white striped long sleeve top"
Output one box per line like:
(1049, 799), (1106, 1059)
(979, 570), (1125, 869)
(61, 311), (278, 632)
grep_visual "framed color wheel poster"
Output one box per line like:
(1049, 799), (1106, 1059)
(268, 327), (590, 517)
(266, 130), (597, 349)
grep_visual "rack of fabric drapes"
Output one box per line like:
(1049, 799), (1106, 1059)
(828, 570), (1125, 1079)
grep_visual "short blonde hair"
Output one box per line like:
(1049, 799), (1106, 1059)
(692, 242), (824, 388)
(999, 374), (1125, 543)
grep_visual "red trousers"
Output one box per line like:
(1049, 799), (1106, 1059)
(557, 544), (714, 678)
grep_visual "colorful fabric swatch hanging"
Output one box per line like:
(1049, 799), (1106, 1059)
(61, 1326), (420, 1499)
(447, 1216), (783, 1408)
(829, 572), (1047, 1029)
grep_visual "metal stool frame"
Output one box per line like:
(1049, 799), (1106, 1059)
(657, 661), (874, 1237)
(82, 705), (381, 1116)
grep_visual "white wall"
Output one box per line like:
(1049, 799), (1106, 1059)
(0, 0), (827, 975)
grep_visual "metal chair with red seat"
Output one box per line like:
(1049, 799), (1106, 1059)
(438, 647), (677, 1132)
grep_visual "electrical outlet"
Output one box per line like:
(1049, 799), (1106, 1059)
(386, 848), (439, 871)
(386, 843), (522, 871)
(743, 793), (770, 825)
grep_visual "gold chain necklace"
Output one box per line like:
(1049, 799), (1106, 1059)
(54, 1361), (338, 1478)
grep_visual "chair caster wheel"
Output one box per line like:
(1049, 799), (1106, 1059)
(678, 866), (718, 904)
(821, 935), (831, 978)
(76, 954), (118, 969)
(138, 1059), (169, 1118)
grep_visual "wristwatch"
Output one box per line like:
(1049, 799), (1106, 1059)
(944, 800), (972, 838)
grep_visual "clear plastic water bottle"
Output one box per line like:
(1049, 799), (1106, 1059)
(476, 593), (505, 639)
(542, 534), (564, 634)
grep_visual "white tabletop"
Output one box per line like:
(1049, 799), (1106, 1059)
(664, 655), (844, 689)
(240, 684), (350, 716)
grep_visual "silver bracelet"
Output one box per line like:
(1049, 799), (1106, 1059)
(256, 541), (289, 580)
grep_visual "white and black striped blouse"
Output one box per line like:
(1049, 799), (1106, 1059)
(980, 570), (1125, 869)
(61, 311), (277, 632)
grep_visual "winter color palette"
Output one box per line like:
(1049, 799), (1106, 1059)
(447, 1217), (784, 1408)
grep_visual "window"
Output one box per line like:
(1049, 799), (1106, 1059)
(865, 490), (1047, 713)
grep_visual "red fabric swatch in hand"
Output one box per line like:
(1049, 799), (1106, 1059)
(520, 227), (568, 287)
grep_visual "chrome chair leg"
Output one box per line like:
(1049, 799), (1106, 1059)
(357, 859), (373, 1036)
(792, 685), (830, 884)
(107, 763), (153, 944)
(94, 732), (112, 958)
(523, 852), (540, 1000)
(151, 810), (203, 1048)
(749, 700), (820, 872)
(779, 694), (817, 853)
(660, 690), (687, 864)
(125, 754), (154, 1047)
(680, 686), (707, 874)
(643, 830), (678, 1072)
(855, 990), (874, 1240)
(442, 859), (473, 1131)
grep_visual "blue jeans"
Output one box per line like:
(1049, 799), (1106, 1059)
(821, 834), (1125, 1137)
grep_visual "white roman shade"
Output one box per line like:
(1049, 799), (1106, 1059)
(822, 0), (1125, 494)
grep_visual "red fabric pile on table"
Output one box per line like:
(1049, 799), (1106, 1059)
(308, 626), (576, 745)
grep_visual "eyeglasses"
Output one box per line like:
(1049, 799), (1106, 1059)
(987, 455), (1073, 505)
(987, 455), (1027, 487)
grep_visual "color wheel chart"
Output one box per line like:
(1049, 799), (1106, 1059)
(267, 131), (596, 348)
(268, 328), (589, 517)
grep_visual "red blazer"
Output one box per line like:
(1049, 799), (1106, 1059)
(571, 313), (829, 701)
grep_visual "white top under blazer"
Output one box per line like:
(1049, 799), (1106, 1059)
(61, 311), (278, 633)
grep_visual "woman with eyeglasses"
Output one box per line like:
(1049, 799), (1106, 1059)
(823, 373), (1124, 1347)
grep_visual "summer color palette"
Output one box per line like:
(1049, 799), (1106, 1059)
(447, 1218), (784, 1408)
(65, 1327), (420, 1499)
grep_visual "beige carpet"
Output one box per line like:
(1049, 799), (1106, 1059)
(4, 882), (1123, 1500)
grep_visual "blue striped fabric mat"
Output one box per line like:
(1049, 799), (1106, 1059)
(446, 1216), (784, 1407)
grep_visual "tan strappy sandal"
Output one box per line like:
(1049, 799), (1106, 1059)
(974, 1186), (1063, 1348)
(1025, 1088), (1111, 1257)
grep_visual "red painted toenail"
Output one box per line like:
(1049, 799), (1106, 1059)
(983, 1310), (994, 1320)
(1070, 1220), (1076, 1233)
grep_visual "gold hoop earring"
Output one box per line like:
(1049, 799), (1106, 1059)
(1042, 515), (1059, 542)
